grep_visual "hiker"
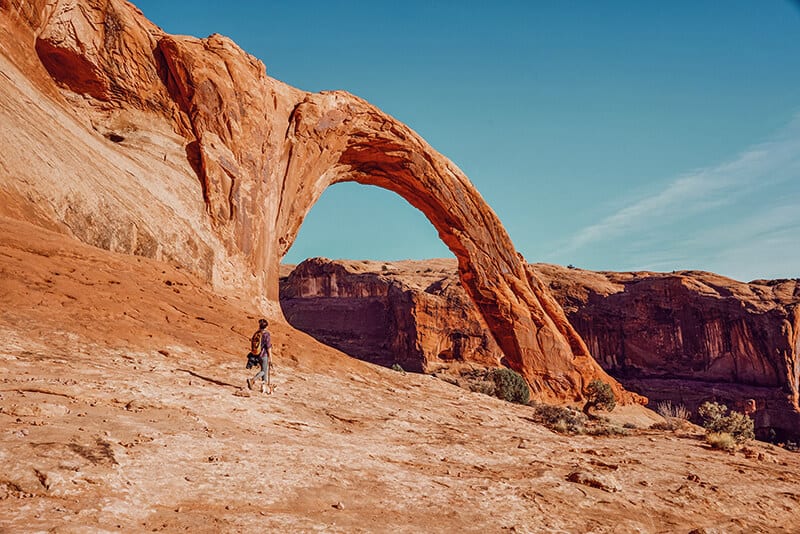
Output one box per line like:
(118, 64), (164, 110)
(247, 318), (273, 394)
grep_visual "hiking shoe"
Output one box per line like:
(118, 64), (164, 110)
(246, 378), (253, 390)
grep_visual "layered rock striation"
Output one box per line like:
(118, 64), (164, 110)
(534, 264), (800, 439)
(281, 259), (800, 439)
(280, 258), (503, 373)
(0, 0), (632, 402)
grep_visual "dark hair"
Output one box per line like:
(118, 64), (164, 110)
(258, 318), (268, 328)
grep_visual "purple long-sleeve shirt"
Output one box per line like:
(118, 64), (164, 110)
(258, 330), (272, 358)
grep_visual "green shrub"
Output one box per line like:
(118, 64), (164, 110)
(390, 363), (405, 373)
(697, 401), (754, 443)
(582, 380), (616, 417)
(697, 401), (728, 426)
(532, 404), (587, 434)
(489, 368), (530, 405)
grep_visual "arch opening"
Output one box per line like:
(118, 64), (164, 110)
(282, 182), (453, 265)
(279, 182), (500, 374)
(268, 91), (634, 403)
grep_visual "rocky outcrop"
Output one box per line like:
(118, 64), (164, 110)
(0, 0), (634, 402)
(280, 258), (503, 373)
(534, 264), (800, 439)
(281, 259), (800, 439)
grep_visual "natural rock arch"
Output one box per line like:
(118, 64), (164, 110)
(3, 0), (636, 403)
(271, 92), (627, 402)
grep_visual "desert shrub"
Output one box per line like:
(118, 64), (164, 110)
(468, 379), (496, 397)
(697, 401), (728, 426)
(532, 404), (587, 434)
(652, 401), (692, 431)
(706, 432), (737, 451)
(623, 422), (638, 429)
(586, 423), (629, 437)
(582, 380), (616, 417)
(433, 373), (459, 386)
(489, 368), (530, 405)
(656, 401), (691, 420)
(390, 363), (405, 373)
(697, 401), (754, 443)
(650, 419), (686, 431)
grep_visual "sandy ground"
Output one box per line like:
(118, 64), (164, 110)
(2, 216), (800, 533)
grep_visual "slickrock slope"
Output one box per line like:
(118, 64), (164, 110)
(281, 259), (800, 439)
(0, 0), (632, 403)
(4, 216), (800, 533)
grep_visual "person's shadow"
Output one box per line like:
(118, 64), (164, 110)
(177, 368), (241, 389)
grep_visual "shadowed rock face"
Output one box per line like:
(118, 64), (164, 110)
(0, 0), (637, 402)
(280, 258), (504, 373)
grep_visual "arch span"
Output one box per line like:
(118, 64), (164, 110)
(272, 92), (628, 402)
(8, 0), (639, 403)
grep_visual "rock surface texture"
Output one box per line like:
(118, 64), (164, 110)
(534, 264), (800, 440)
(281, 259), (800, 439)
(3, 217), (799, 533)
(0, 0), (633, 402)
(280, 258), (504, 373)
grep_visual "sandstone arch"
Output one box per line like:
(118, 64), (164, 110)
(271, 92), (628, 401)
(2, 0), (637, 403)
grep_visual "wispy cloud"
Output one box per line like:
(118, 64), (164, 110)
(549, 114), (800, 280)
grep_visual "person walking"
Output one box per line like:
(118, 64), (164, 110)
(247, 318), (273, 394)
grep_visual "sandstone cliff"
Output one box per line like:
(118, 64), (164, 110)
(0, 0), (633, 402)
(281, 259), (800, 439)
(280, 258), (504, 373)
(535, 264), (800, 439)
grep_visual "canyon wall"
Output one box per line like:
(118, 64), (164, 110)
(281, 259), (800, 439)
(535, 264), (800, 439)
(280, 258), (503, 373)
(0, 0), (631, 402)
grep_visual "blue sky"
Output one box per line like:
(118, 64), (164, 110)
(135, 1), (800, 281)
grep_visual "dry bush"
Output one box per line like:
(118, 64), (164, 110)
(468, 379), (496, 397)
(532, 404), (587, 434)
(656, 401), (691, 420)
(650, 419), (686, 431)
(650, 401), (693, 431)
(586, 423), (630, 437)
(706, 432), (737, 451)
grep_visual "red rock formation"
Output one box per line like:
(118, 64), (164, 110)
(282, 258), (799, 438)
(533, 264), (800, 439)
(0, 0), (638, 403)
(280, 258), (504, 373)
